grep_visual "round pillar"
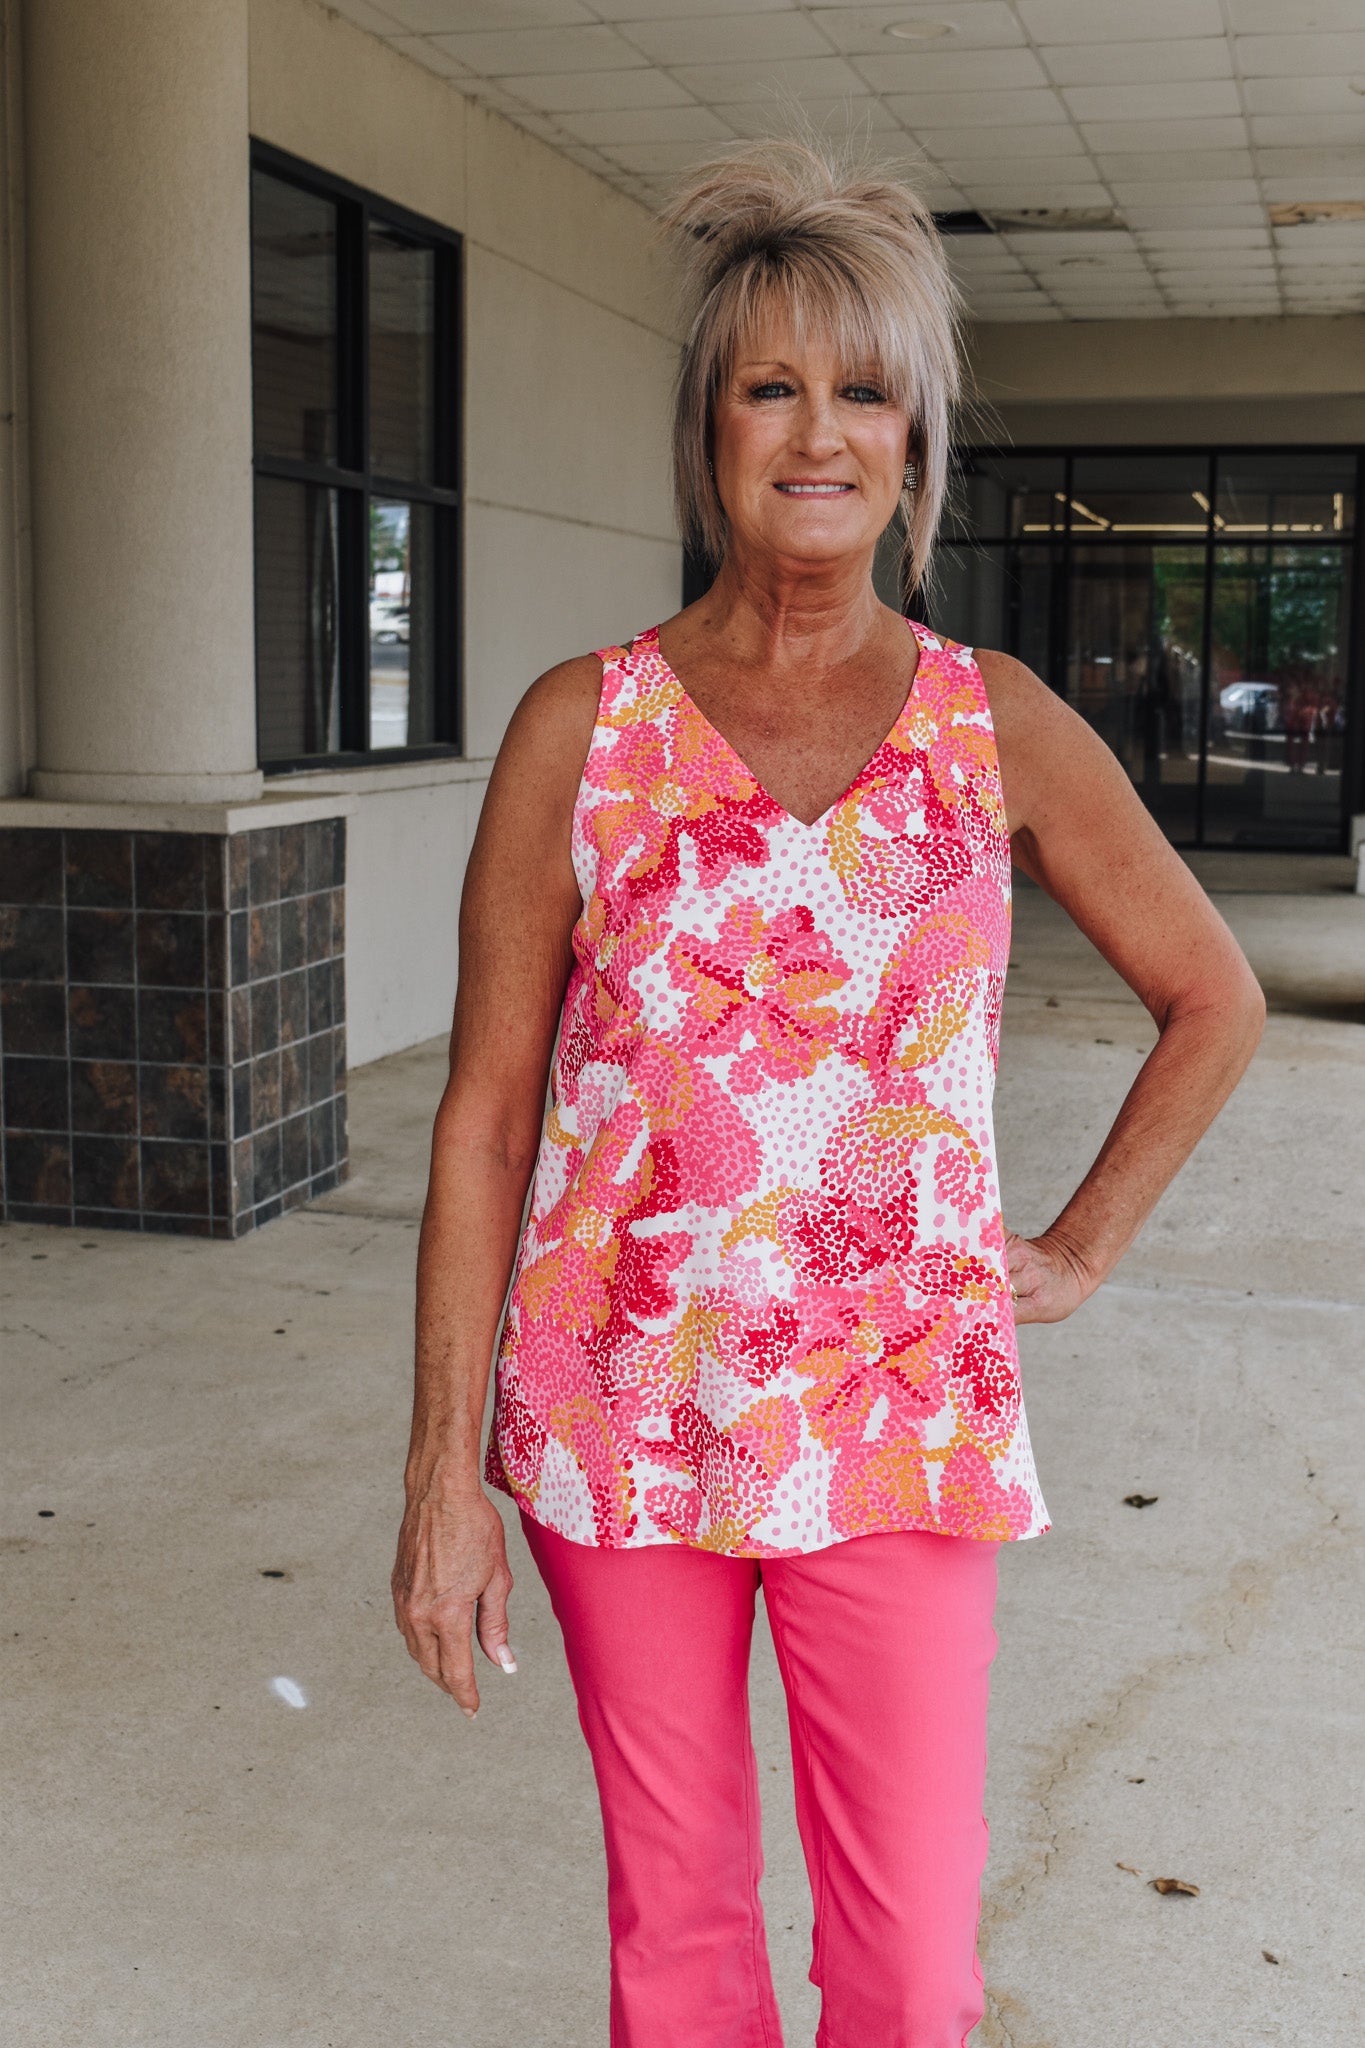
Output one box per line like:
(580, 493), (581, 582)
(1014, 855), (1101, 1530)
(24, 0), (262, 804)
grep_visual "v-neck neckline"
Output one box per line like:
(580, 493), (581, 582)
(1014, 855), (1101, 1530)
(641, 615), (929, 833)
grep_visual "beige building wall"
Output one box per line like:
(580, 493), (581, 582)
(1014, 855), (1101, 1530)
(247, 0), (681, 1066)
(966, 314), (1365, 446)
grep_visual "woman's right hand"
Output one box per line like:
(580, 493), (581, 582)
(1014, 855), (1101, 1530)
(391, 1488), (516, 1717)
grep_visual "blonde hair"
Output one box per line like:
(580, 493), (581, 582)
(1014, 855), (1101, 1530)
(659, 139), (962, 596)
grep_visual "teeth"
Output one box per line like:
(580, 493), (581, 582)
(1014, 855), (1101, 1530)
(778, 483), (850, 494)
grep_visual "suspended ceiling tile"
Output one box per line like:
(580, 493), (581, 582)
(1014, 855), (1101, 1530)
(848, 47), (1050, 93)
(997, 227), (1142, 256)
(555, 105), (735, 145)
(871, 87), (1068, 126)
(600, 139), (745, 174)
(810, 4), (1027, 56)
(493, 67), (696, 110)
(1122, 204), (1271, 229)
(1255, 144), (1365, 177)
(594, 0), (799, 15)
(385, 34), (474, 77)
(717, 95), (902, 137)
(903, 122), (1087, 159)
(1107, 179), (1263, 206)
(382, 0), (593, 28)
(937, 154), (1100, 185)
(1273, 220), (1365, 249)
(1261, 175), (1365, 202)
(427, 23), (649, 69)
(962, 184), (1112, 212)
(1062, 80), (1242, 122)
(1228, 0), (1363, 27)
(1079, 117), (1250, 154)
(668, 56), (866, 99)
(1093, 148), (1257, 182)
(1243, 75), (1365, 116)
(620, 13), (832, 66)
(1017, 0), (1224, 42)
(1038, 37), (1233, 87)
(1133, 228), (1272, 249)
(1236, 30), (1365, 76)
(1251, 114), (1365, 148)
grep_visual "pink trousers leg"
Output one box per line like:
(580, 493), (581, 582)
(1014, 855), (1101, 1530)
(520, 1510), (783, 2048)
(762, 1529), (1001, 2048)
(520, 1509), (999, 2048)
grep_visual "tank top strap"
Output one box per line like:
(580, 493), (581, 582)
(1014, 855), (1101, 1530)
(588, 626), (682, 735)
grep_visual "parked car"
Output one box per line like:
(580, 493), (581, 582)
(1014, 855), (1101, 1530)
(1212, 681), (1279, 739)
(370, 600), (409, 645)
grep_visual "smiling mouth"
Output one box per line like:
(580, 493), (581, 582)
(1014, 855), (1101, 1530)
(774, 482), (855, 496)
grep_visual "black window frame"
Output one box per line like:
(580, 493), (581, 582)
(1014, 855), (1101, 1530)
(942, 442), (1365, 854)
(250, 139), (464, 773)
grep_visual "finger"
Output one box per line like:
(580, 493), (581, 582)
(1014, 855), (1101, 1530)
(476, 1570), (517, 1673)
(433, 1601), (481, 1716)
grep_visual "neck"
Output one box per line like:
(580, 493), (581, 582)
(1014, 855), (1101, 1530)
(695, 540), (889, 672)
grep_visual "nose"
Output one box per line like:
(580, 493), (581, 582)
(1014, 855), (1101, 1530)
(792, 388), (844, 461)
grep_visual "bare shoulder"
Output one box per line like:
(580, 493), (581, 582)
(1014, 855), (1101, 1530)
(464, 652), (604, 911)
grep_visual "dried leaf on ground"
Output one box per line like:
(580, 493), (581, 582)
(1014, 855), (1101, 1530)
(1150, 1877), (1200, 1897)
(1116, 1861), (1142, 1876)
(1123, 1493), (1159, 1508)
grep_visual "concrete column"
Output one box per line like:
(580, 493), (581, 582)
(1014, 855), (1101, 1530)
(23, 0), (262, 804)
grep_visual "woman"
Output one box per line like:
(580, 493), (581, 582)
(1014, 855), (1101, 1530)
(392, 144), (1265, 2047)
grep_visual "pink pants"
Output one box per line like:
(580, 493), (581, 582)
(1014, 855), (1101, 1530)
(520, 1508), (1001, 2048)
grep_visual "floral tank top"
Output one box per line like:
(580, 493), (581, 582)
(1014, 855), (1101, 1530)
(484, 619), (1050, 1556)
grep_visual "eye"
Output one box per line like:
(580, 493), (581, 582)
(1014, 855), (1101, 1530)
(748, 379), (795, 400)
(843, 383), (888, 405)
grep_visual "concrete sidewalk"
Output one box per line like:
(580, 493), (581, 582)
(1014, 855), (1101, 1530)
(4, 869), (1363, 2048)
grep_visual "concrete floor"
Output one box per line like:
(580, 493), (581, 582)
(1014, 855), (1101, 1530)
(4, 861), (1363, 2048)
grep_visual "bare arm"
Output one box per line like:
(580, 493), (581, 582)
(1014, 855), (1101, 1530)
(391, 654), (601, 1712)
(979, 650), (1267, 1323)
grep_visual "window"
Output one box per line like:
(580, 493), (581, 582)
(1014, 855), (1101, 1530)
(250, 144), (462, 769)
(937, 446), (1363, 853)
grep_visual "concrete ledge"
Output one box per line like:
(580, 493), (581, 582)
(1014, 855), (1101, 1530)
(264, 756), (495, 798)
(0, 792), (359, 833)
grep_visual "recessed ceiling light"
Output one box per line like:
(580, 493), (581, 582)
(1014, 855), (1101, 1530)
(885, 19), (956, 39)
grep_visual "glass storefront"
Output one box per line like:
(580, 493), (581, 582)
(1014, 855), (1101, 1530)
(934, 447), (1362, 851)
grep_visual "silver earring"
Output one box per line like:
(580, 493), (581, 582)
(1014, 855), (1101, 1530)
(707, 457), (714, 478)
(903, 460), (919, 492)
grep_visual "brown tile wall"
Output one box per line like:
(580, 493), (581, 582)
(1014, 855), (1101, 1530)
(0, 820), (347, 1237)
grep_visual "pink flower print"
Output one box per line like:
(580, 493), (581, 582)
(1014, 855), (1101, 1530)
(828, 794), (975, 922)
(627, 1041), (761, 1206)
(933, 1137), (987, 1223)
(670, 901), (850, 1093)
(934, 1441), (1036, 1540)
(828, 1434), (934, 1539)
(587, 706), (778, 903)
(787, 1191), (896, 1282)
(946, 1318), (1020, 1443)
(663, 1398), (780, 1549)
(727, 1393), (801, 1485)
(734, 1299), (800, 1387)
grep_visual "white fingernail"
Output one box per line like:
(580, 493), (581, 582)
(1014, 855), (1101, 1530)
(496, 1645), (517, 1673)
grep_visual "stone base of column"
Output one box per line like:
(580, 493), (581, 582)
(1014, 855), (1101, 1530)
(0, 818), (348, 1236)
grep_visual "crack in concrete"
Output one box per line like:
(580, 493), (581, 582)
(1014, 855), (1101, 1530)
(977, 1501), (1352, 2048)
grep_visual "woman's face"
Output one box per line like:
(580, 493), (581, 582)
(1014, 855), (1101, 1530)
(709, 314), (912, 574)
